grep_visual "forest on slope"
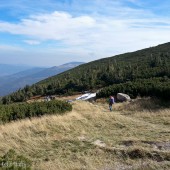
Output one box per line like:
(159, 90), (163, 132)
(1, 42), (170, 104)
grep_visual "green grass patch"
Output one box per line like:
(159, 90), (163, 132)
(0, 149), (32, 170)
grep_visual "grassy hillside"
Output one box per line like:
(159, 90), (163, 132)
(0, 99), (169, 169)
(1, 42), (170, 103)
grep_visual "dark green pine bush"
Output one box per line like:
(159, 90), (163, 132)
(0, 100), (72, 124)
(97, 78), (170, 100)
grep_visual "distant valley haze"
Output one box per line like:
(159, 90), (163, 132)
(0, 62), (84, 96)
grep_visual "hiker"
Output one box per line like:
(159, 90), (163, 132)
(44, 96), (51, 102)
(109, 96), (114, 111)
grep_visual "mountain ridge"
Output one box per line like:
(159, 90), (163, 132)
(0, 62), (84, 96)
(1, 42), (170, 103)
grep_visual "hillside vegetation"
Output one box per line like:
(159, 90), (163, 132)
(0, 100), (72, 124)
(1, 42), (170, 104)
(0, 99), (169, 170)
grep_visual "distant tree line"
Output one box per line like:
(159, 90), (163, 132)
(0, 100), (72, 124)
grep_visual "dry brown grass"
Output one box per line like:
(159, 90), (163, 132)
(0, 99), (170, 170)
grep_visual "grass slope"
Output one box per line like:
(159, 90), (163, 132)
(0, 99), (169, 170)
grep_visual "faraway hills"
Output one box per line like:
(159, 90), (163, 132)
(0, 63), (34, 76)
(0, 62), (84, 96)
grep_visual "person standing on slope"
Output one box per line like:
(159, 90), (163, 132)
(109, 96), (114, 111)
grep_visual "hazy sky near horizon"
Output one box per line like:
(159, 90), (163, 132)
(0, 0), (170, 66)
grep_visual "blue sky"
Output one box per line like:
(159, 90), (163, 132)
(0, 0), (170, 66)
